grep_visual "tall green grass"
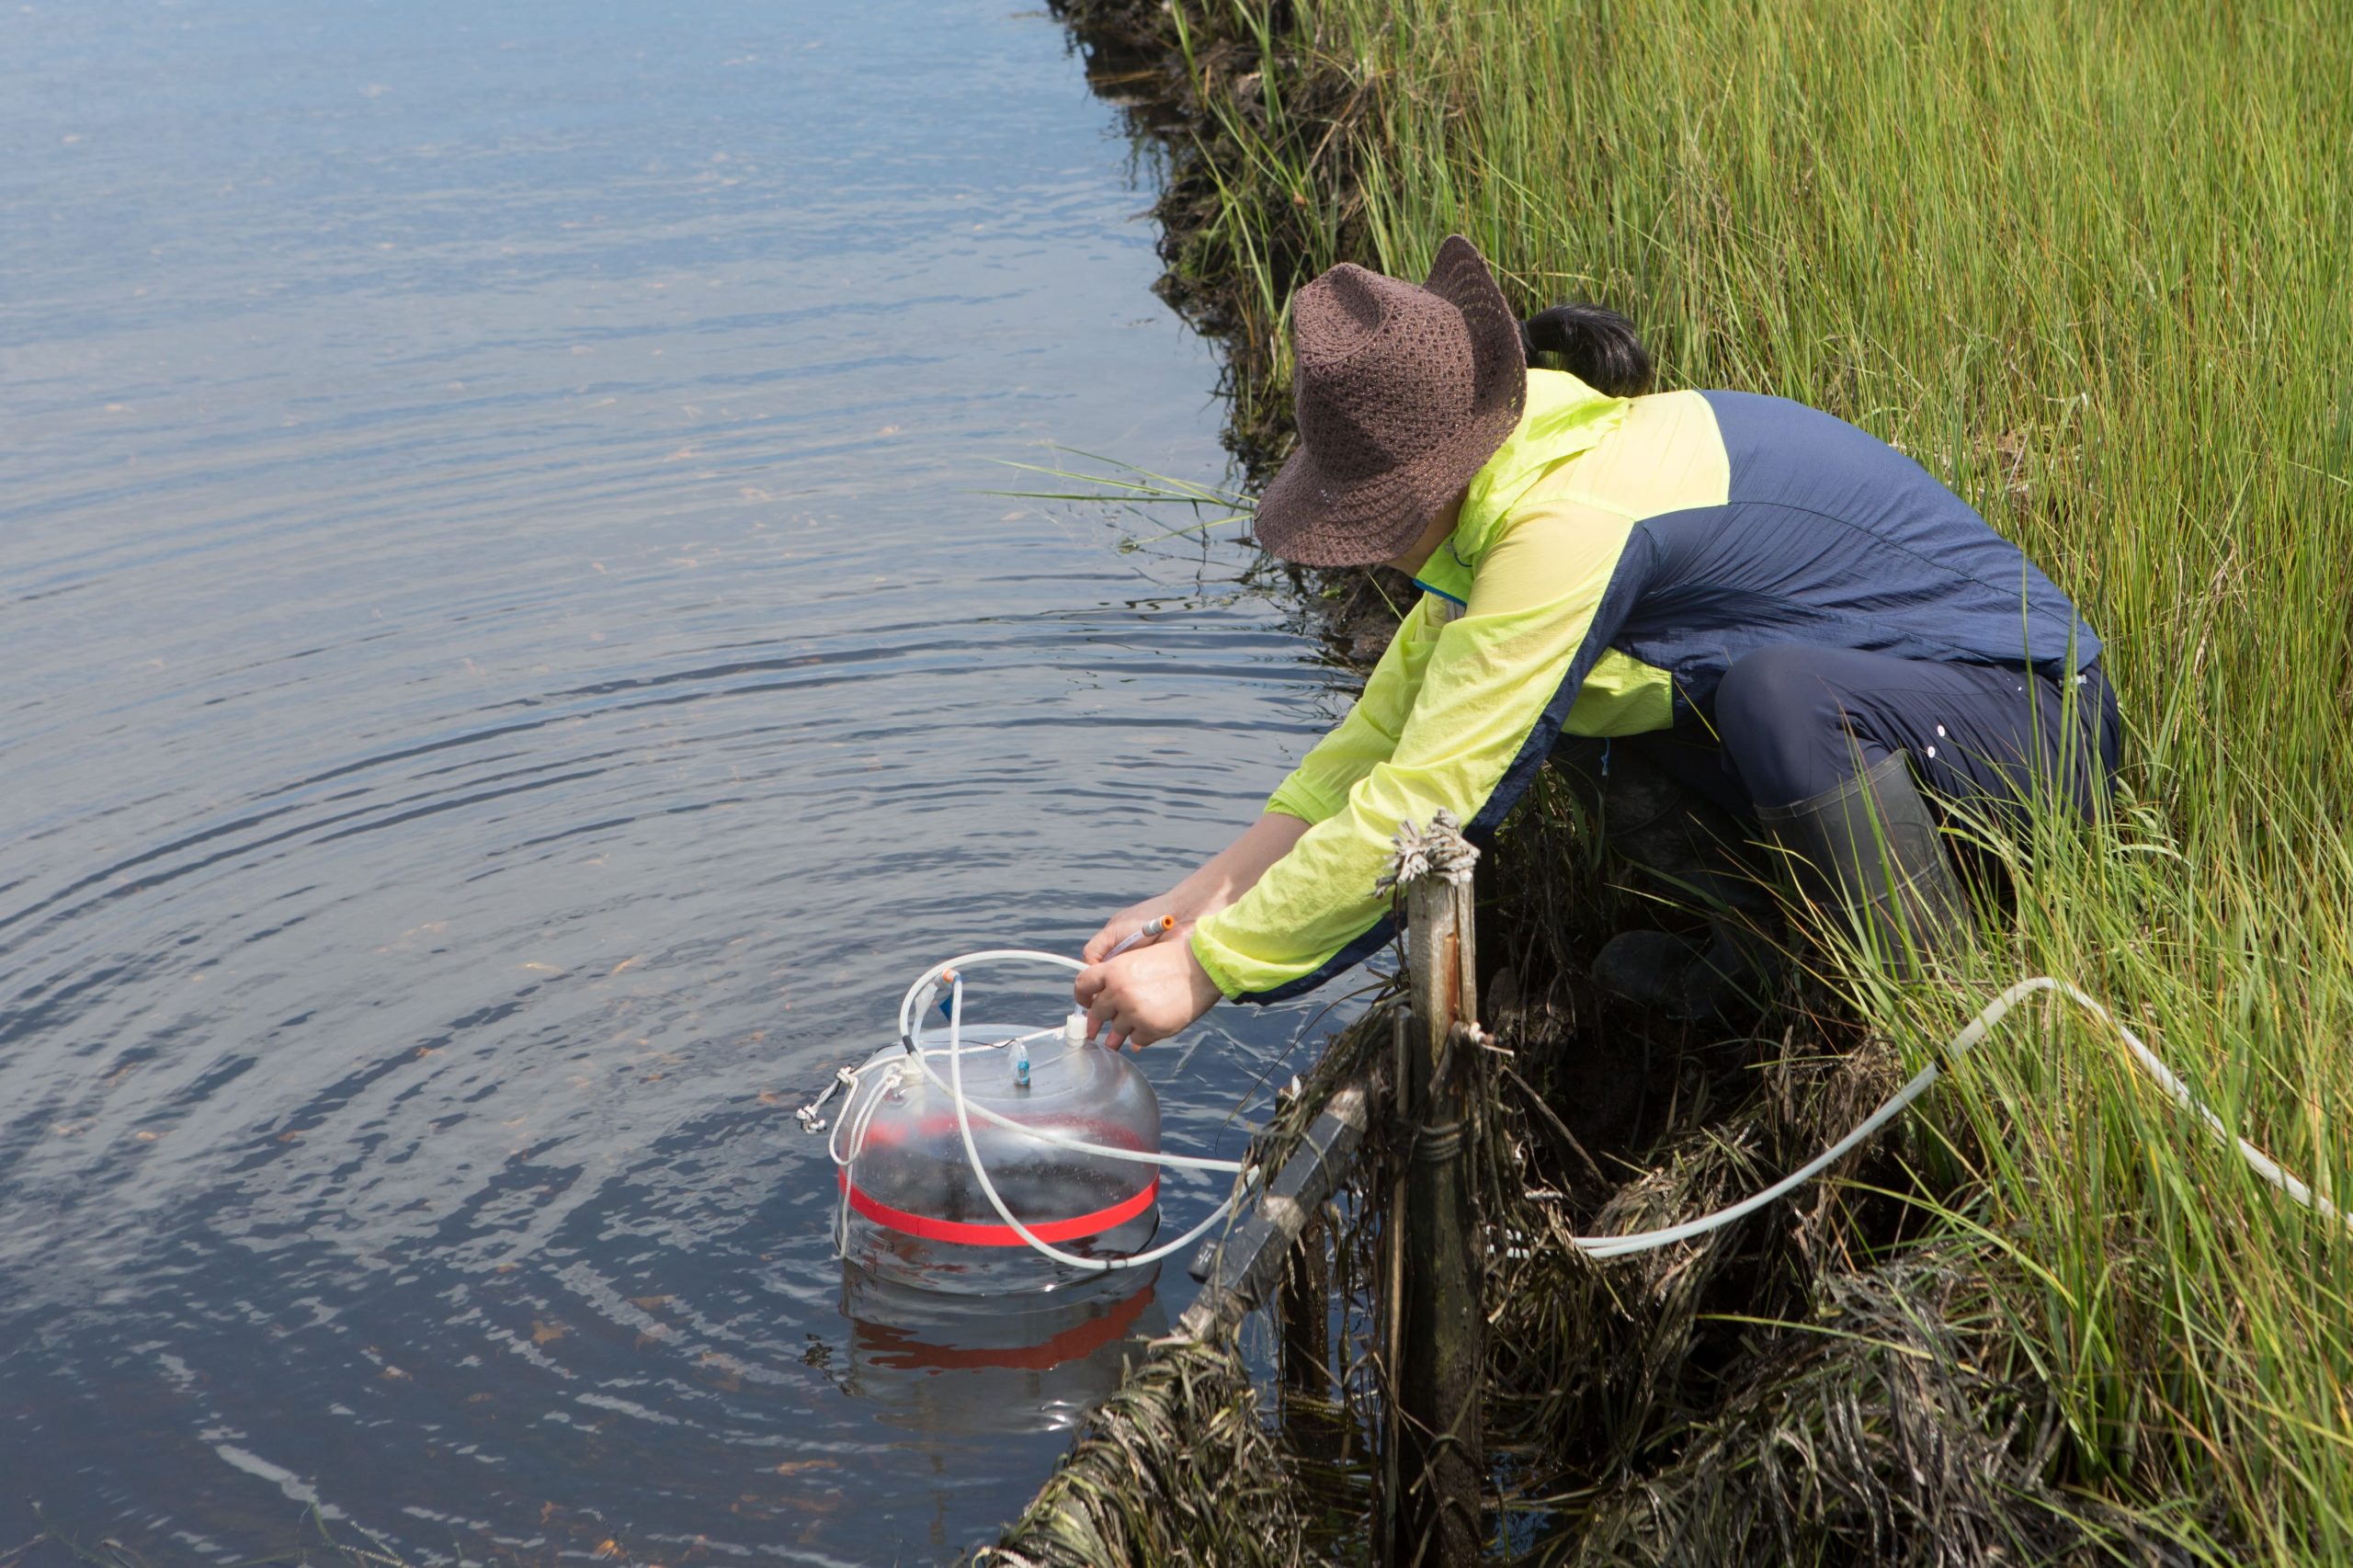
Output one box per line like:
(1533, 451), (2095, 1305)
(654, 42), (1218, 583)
(1185, 0), (2353, 1554)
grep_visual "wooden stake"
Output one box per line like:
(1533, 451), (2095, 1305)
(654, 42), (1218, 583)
(1384, 814), (1484, 1567)
(1279, 1210), (1330, 1393)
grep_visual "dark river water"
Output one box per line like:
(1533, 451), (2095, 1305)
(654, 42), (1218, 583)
(0, 4), (1348, 1561)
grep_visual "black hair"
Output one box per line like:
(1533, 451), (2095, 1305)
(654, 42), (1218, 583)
(1518, 301), (1653, 397)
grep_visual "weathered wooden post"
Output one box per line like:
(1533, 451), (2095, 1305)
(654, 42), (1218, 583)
(1380, 811), (1484, 1566)
(1278, 1199), (1331, 1401)
(1278, 1207), (1335, 1460)
(1274, 1078), (1336, 1459)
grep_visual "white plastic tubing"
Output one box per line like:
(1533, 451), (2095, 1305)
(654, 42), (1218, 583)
(853, 956), (2347, 1275)
(869, 949), (1255, 1275)
(1566, 975), (2353, 1259)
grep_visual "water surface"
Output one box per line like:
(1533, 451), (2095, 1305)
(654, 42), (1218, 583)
(0, 3), (1348, 1560)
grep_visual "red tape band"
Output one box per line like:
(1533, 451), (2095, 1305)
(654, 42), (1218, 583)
(840, 1169), (1159, 1247)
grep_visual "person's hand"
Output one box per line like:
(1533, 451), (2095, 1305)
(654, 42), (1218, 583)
(1081, 814), (1313, 964)
(1083, 899), (1181, 964)
(1073, 937), (1222, 1051)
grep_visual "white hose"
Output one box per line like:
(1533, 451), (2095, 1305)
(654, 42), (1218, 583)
(859, 956), (2342, 1276)
(942, 972), (1257, 1274)
(895, 949), (1084, 1043)
(896, 1040), (1250, 1175)
(1566, 974), (2353, 1259)
(822, 949), (1255, 1276)
(892, 950), (1247, 1176)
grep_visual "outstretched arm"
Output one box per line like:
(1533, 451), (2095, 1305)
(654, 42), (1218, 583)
(1074, 812), (1309, 1051)
(1190, 501), (1644, 1004)
(1070, 594), (1460, 1049)
(1079, 812), (1313, 963)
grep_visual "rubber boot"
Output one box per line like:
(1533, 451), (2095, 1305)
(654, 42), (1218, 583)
(1755, 750), (1968, 979)
(1582, 752), (1785, 1021)
(1589, 927), (1761, 1021)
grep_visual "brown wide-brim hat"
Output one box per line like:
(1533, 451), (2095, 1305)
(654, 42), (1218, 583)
(1253, 235), (1527, 568)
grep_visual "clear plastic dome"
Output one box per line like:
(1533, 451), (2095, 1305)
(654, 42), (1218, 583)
(835, 1024), (1162, 1293)
(839, 1265), (1166, 1435)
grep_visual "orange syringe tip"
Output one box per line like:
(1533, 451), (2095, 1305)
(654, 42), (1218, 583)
(1156, 915), (1175, 931)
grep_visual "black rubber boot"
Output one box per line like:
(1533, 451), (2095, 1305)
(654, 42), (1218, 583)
(1578, 749), (1785, 1020)
(1589, 926), (1763, 1021)
(1755, 750), (1969, 978)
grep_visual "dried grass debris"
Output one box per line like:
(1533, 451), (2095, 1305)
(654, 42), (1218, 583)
(979, 1332), (1335, 1568)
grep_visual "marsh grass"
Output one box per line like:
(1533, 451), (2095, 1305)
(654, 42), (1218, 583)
(985, 449), (1257, 551)
(1052, 0), (2353, 1557)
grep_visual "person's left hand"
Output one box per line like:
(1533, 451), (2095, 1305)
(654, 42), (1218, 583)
(1074, 934), (1222, 1051)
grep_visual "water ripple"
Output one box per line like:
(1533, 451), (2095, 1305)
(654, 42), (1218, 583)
(0, 1), (1345, 1561)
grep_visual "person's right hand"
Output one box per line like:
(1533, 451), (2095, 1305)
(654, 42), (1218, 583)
(1075, 812), (1312, 969)
(1082, 899), (1184, 964)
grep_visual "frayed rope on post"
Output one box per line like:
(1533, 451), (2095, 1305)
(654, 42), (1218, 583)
(1375, 809), (1478, 894)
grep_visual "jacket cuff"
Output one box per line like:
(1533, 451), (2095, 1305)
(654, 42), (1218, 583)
(1266, 774), (1340, 826)
(1188, 921), (1251, 1003)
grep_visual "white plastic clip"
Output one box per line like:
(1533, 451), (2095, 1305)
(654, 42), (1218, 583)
(795, 1065), (859, 1134)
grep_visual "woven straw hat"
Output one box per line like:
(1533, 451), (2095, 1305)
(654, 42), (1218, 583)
(1252, 235), (1526, 567)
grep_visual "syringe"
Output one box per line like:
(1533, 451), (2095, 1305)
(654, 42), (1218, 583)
(1102, 914), (1176, 960)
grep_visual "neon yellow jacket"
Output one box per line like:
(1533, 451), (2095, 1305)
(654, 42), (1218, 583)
(1188, 369), (2101, 1003)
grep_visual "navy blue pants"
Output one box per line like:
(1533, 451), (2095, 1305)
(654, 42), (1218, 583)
(1629, 645), (2121, 831)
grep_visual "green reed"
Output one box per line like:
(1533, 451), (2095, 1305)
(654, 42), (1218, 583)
(1168, 0), (2352, 1554)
